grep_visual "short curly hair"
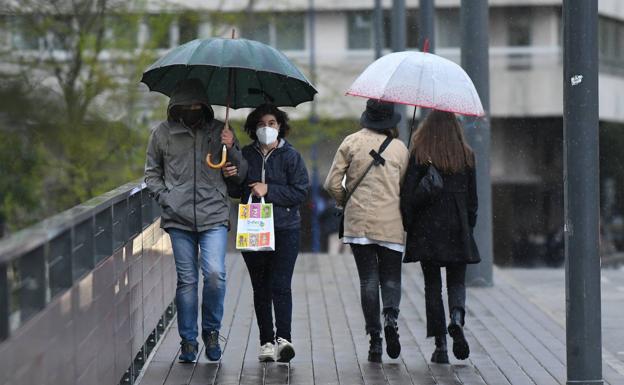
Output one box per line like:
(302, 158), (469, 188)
(244, 104), (291, 141)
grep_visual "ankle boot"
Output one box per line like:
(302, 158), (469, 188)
(383, 312), (401, 359)
(368, 333), (383, 363)
(448, 307), (470, 360)
(430, 335), (449, 364)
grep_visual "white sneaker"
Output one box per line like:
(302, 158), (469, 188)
(276, 337), (295, 363)
(258, 342), (275, 362)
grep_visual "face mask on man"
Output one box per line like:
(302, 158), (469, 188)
(180, 108), (203, 128)
(256, 126), (279, 145)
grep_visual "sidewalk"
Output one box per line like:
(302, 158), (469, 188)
(138, 253), (624, 385)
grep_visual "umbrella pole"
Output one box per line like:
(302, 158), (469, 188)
(407, 106), (417, 149)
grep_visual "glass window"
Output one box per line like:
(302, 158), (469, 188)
(106, 14), (139, 49)
(348, 11), (373, 49)
(241, 15), (271, 45)
(275, 13), (304, 50)
(381, 10), (419, 50)
(11, 15), (40, 50)
(507, 7), (532, 46)
(178, 12), (200, 44)
(436, 8), (460, 48)
(146, 14), (173, 49)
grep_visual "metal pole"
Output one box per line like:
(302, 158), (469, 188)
(392, 0), (409, 143)
(563, 1), (602, 384)
(308, 0), (321, 252)
(460, 0), (493, 286)
(419, 0), (435, 121)
(373, 0), (384, 59)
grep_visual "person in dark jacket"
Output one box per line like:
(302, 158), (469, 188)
(224, 104), (309, 362)
(144, 78), (248, 363)
(400, 109), (480, 364)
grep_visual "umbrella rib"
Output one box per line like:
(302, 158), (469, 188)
(380, 53), (414, 101)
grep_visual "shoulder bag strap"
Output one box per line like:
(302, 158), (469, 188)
(343, 135), (394, 205)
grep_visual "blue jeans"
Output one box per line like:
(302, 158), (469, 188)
(168, 226), (227, 343)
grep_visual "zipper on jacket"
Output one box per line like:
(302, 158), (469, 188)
(255, 145), (278, 184)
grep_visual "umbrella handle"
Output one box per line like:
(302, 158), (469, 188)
(206, 144), (227, 169)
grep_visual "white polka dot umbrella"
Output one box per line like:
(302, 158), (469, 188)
(346, 51), (485, 117)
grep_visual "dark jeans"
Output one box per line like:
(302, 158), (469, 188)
(421, 263), (467, 337)
(350, 244), (402, 335)
(242, 229), (300, 345)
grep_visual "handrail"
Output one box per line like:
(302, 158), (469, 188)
(0, 179), (160, 341)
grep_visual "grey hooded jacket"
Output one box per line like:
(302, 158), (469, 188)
(144, 80), (248, 232)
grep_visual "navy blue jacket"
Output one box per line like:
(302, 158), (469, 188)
(241, 140), (309, 230)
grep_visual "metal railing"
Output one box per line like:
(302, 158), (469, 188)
(0, 180), (177, 385)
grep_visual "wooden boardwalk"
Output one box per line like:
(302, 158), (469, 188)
(138, 253), (624, 385)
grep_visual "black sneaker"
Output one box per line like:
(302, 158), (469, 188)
(202, 330), (223, 361)
(178, 340), (198, 363)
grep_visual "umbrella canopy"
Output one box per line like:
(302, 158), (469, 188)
(346, 51), (484, 117)
(141, 37), (317, 108)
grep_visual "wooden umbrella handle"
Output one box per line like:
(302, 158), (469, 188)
(206, 144), (227, 169)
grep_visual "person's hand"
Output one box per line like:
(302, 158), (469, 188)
(249, 182), (268, 197)
(222, 162), (238, 178)
(221, 125), (234, 149)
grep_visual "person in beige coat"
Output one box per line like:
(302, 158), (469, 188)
(324, 99), (409, 362)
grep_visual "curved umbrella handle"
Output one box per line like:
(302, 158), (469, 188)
(206, 144), (227, 169)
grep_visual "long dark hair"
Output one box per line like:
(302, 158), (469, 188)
(244, 104), (291, 140)
(410, 110), (474, 173)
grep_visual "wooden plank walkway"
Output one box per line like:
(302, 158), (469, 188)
(138, 253), (624, 385)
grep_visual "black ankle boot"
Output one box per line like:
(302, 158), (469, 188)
(383, 312), (401, 359)
(448, 307), (470, 360)
(368, 333), (383, 363)
(430, 335), (449, 364)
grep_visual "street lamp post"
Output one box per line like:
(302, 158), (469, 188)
(419, 0), (435, 122)
(460, 0), (493, 287)
(308, 0), (321, 253)
(563, 1), (603, 384)
(392, 0), (409, 143)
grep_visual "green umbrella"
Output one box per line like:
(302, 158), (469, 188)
(140, 36), (317, 108)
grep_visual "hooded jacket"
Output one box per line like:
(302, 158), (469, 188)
(240, 139), (309, 231)
(144, 80), (248, 232)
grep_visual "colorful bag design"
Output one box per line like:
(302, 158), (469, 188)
(236, 196), (275, 251)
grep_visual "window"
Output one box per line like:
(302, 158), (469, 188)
(241, 13), (305, 51)
(275, 14), (304, 50)
(348, 10), (419, 50)
(507, 7), (532, 46)
(146, 14), (174, 49)
(11, 15), (41, 50)
(178, 12), (200, 44)
(105, 14), (139, 50)
(436, 8), (460, 48)
(348, 11), (373, 49)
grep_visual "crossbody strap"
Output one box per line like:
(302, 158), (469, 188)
(344, 135), (394, 205)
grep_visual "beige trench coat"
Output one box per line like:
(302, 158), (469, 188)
(324, 129), (409, 245)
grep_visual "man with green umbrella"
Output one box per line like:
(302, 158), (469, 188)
(144, 78), (248, 363)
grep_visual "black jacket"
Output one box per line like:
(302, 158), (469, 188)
(400, 155), (480, 265)
(240, 140), (309, 231)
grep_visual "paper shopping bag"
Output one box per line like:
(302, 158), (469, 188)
(236, 196), (275, 251)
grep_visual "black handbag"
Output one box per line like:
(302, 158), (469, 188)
(412, 161), (443, 207)
(337, 135), (394, 238)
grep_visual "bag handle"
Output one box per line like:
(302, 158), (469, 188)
(247, 195), (266, 205)
(344, 135), (394, 205)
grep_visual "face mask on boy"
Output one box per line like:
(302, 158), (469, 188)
(256, 126), (279, 145)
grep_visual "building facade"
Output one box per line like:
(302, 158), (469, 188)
(3, 0), (624, 262)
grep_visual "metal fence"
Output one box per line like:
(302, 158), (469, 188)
(0, 180), (176, 385)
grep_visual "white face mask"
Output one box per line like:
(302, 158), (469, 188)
(256, 126), (279, 145)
